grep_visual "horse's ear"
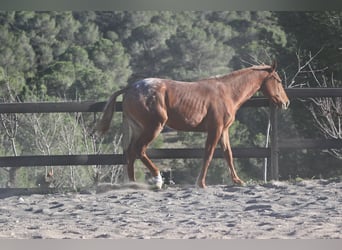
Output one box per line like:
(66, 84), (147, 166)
(271, 60), (277, 72)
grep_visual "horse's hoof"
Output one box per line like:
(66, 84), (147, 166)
(233, 179), (245, 186)
(196, 182), (207, 188)
(151, 174), (163, 189)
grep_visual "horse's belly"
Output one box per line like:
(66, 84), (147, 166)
(166, 112), (207, 132)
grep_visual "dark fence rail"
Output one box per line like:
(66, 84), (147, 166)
(0, 98), (267, 114)
(1, 88), (341, 114)
(1, 88), (342, 181)
(285, 88), (342, 98)
(0, 148), (271, 167)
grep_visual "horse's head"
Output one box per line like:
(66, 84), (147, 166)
(260, 61), (290, 110)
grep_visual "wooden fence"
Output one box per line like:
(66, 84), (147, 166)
(1, 88), (342, 181)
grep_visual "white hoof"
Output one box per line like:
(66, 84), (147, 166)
(151, 174), (163, 189)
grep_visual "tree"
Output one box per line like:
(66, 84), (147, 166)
(166, 25), (235, 80)
(89, 37), (131, 86)
(293, 51), (342, 160)
(273, 11), (342, 179)
(36, 61), (75, 97)
(121, 11), (180, 81)
(0, 24), (35, 79)
(277, 11), (342, 86)
(205, 11), (288, 69)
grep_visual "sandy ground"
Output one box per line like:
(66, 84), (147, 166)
(0, 179), (341, 239)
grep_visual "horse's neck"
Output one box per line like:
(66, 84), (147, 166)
(222, 69), (267, 108)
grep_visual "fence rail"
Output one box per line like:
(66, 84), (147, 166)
(0, 98), (267, 114)
(1, 139), (341, 168)
(1, 88), (341, 114)
(1, 88), (342, 181)
(0, 148), (271, 168)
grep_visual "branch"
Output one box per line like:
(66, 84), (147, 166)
(288, 48), (325, 88)
(294, 50), (342, 159)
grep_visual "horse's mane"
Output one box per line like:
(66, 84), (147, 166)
(202, 64), (272, 82)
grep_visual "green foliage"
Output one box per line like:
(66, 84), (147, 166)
(277, 11), (342, 82)
(166, 25), (234, 80)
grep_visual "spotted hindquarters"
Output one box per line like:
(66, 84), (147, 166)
(121, 78), (167, 188)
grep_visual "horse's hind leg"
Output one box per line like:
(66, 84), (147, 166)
(135, 123), (165, 188)
(220, 128), (244, 185)
(122, 115), (140, 182)
(125, 143), (137, 182)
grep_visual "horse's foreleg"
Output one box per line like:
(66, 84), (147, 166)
(220, 129), (244, 185)
(196, 129), (222, 188)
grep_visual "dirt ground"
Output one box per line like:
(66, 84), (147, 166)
(0, 179), (341, 239)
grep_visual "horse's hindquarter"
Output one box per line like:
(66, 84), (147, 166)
(122, 78), (168, 126)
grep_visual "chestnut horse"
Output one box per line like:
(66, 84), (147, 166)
(97, 62), (289, 188)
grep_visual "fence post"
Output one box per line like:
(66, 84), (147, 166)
(270, 104), (279, 180)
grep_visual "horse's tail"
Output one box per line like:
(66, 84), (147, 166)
(96, 87), (128, 135)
